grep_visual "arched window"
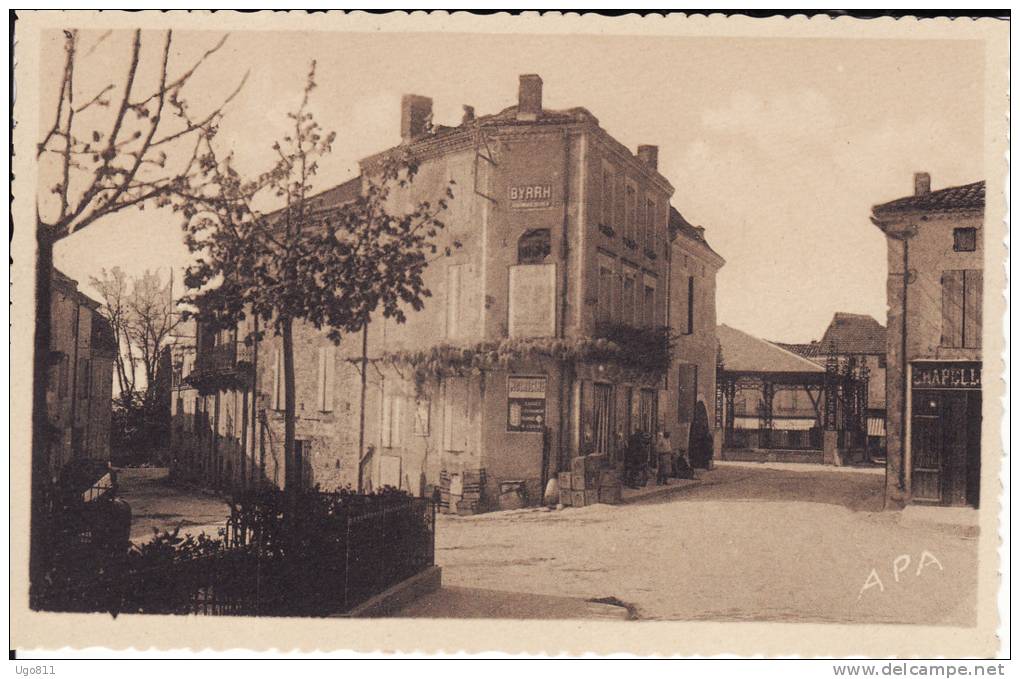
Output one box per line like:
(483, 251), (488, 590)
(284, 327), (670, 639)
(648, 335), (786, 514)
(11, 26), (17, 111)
(518, 229), (551, 264)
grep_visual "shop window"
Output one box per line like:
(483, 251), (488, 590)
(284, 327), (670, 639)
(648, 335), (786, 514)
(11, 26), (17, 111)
(941, 269), (983, 349)
(953, 227), (977, 252)
(518, 229), (551, 264)
(592, 383), (614, 456)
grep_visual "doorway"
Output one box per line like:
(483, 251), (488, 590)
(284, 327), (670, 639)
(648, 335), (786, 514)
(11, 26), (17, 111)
(911, 389), (981, 507)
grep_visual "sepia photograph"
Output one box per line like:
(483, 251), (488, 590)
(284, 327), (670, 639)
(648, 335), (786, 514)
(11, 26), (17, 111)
(9, 9), (1009, 662)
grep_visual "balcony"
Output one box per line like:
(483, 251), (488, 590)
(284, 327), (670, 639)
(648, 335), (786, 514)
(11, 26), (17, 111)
(187, 340), (254, 393)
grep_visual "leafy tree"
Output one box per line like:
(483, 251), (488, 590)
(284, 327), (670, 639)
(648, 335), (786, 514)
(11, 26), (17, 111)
(32, 28), (242, 601)
(180, 62), (456, 519)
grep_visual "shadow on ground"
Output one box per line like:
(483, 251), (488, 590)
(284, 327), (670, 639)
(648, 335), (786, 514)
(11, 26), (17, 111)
(630, 465), (886, 513)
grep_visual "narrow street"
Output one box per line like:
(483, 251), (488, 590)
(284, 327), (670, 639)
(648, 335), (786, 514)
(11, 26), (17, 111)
(411, 464), (978, 625)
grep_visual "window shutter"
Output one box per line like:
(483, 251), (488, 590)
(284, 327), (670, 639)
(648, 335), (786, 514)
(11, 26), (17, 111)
(381, 392), (392, 448)
(323, 345), (335, 412)
(941, 270), (964, 348)
(271, 348), (282, 410)
(393, 395), (403, 447)
(446, 264), (463, 339)
(964, 269), (983, 349)
(316, 348), (326, 411)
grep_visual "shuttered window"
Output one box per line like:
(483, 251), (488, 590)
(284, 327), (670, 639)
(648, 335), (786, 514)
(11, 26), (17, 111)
(381, 386), (404, 449)
(316, 345), (335, 412)
(446, 264), (464, 339)
(942, 270), (983, 349)
(271, 348), (284, 410)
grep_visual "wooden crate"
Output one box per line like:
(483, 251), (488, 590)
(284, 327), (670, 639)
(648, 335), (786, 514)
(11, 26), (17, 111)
(559, 488), (573, 506)
(571, 490), (586, 507)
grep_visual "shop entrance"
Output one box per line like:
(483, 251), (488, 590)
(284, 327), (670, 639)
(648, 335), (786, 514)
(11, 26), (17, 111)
(910, 388), (981, 507)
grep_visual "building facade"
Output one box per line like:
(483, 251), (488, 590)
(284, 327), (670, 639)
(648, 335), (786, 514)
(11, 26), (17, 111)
(175, 74), (724, 510)
(871, 174), (984, 509)
(44, 269), (117, 475)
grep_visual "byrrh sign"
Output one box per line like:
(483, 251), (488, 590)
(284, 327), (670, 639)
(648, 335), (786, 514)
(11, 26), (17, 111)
(912, 361), (982, 391)
(509, 183), (553, 209)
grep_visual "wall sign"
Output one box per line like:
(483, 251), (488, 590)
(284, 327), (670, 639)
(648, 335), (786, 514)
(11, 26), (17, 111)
(508, 263), (556, 338)
(509, 183), (553, 209)
(912, 361), (982, 391)
(507, 375), (547, 432)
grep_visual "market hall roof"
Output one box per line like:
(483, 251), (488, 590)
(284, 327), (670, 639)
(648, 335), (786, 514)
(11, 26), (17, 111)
(872, 180), (985, 215)
(717, 324), (825, 375)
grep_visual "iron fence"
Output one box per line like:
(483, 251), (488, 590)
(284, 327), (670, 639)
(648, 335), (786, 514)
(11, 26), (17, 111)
(36, 492), (436, 617)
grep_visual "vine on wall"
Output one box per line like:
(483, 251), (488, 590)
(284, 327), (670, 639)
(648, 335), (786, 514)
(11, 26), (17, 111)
(381, 325), (674, 396)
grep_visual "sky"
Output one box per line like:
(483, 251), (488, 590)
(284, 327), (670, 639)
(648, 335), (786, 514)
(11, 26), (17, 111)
(44, 29), (985, 343)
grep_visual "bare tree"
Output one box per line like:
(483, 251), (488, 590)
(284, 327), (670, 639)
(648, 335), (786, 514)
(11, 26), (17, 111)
(31, 28), (244, 600)
(91, 267), (179, 405)
(90, 266), (136, 397)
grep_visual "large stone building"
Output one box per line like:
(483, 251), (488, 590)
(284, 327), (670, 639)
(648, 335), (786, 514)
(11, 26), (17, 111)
(44, 269), (117, 475)
(174, 74), (724, 509)
(871, 174), (984, 509)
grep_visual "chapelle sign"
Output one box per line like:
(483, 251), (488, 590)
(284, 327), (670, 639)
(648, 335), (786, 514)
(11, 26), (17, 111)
(911, 361), (982, 391)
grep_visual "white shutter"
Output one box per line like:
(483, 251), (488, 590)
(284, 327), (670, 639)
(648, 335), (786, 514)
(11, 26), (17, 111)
(271, 348), (282, 410)
(393, 395), (403, 447)
(316, 347), (326, 411)
(446, 264), (462, 339)
(381, 392), (393, 448)
(323, 345), (335, 412)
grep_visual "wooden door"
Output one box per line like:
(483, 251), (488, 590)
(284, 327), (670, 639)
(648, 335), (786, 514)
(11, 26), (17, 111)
(912, 390), (981, 507)
(910, 391), (943, 502)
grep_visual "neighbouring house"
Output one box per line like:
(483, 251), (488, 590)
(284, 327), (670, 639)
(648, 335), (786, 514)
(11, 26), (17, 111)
(775, 312), (888, 460)
(871, 174), (984, 509)
(175, 74), (724, 510)
(44, 268), (117, 476)
(715, 324), (869, 465)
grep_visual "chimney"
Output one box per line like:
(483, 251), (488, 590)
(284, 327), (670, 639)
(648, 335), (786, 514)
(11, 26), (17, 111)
(400, 94), (433, 144)
(637, 145), (659, 170)
(517, 74), (543, 121)
(462, 105), (475, 125)
(914, 172), (931, 196)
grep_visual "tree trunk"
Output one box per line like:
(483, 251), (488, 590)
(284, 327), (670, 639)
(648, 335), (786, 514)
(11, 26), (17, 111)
(281, 315), (298, 526)
(29, 226), (55, 603)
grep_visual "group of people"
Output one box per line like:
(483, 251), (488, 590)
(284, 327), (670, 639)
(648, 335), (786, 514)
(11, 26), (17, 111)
(622, 402), (714, 489)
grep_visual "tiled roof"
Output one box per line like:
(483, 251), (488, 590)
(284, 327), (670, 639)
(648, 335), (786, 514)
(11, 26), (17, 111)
(819, 313), (886, 355)
(771, 341), (825, 363)
(717, 324), (825, 374)
(872, 180), (984, 215)
(669, 206), (722, 260)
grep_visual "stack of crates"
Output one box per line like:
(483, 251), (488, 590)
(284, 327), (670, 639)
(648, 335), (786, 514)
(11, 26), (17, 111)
(457, 469), (486, 515)
(557, 455), (621, 507)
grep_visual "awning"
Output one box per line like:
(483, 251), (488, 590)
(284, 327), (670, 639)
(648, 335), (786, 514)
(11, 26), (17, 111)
(733, 417), (817, 431)
(867, 417), (887, 437)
